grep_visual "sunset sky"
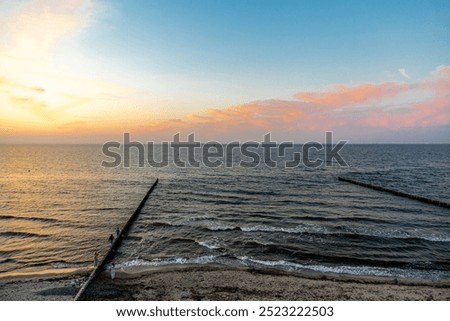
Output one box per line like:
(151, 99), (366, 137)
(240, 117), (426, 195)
(0, 0), (449, 143)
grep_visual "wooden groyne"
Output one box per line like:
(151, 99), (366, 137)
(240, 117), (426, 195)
(338, 177), (450, 209)
(74, 178), (159, 301)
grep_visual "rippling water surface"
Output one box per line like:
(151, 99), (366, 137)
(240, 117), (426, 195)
(1, 144), (449, 280)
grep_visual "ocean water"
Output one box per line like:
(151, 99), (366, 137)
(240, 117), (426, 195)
(0, 144), (449, 281)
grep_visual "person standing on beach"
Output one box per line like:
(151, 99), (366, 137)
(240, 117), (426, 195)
(108, 234), (115, 246)
(93, 251), (99, 267)
(110, 263), (116, 280)
(116, 227), (120, 238)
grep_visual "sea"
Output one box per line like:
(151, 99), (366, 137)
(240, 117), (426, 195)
(0, 144), (449, 282)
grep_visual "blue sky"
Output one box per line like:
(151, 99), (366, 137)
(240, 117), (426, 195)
(76, 0), (448, 92)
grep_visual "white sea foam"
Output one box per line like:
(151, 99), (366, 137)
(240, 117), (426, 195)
(241, 223), (328, 234)
(237, 257), (446, 280)
(197, 238), (220, 249)
(342, 226), (450, 242)
(112, 255), (447, 280)
(115, 255), (220, 269)
(51, 262), (88, 269)
(206, 224), (236, 231)
(241, 223), (450, 243)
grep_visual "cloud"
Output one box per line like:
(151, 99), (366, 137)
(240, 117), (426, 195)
(0, 76), (45, 93)
(0, 0), (134, 127)
(399, 68), (410, 79)
(0, 1), (91, 122)
(294, 82), (409, 108)
(0, 0), (90, 64)
(136, 65), (450, 141)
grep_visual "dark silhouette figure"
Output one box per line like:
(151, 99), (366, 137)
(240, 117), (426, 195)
(108, 234), (115, 246)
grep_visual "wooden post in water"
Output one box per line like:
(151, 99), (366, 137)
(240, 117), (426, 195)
(338, 176), (450, 209)
(74, 178), (159, 301)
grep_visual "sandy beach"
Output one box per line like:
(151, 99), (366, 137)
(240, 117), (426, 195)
(80, 264), (450, 301)
(1, 264), (449, 301)
(0, 271), (90, 301)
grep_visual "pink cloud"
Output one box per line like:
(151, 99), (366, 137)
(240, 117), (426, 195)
(358, 66), (450, 128)
(134, 65), (449, 141)
(294, 82), (409, 108)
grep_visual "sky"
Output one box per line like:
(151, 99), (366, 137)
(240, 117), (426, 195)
(0, 0), (449, 143)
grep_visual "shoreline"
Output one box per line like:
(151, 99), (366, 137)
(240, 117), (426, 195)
(1, 263), (449, 301)
(0, 270), (91, 301)
(81, 264), (450, 301)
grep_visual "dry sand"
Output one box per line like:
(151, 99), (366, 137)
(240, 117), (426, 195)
(0, 272), (90, 301)
(80, 264), (450, 301)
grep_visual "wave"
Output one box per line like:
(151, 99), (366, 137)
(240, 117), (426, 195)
(150, 221), (184, 228)
(241, 223), (327, 234)
(50, 260), (92, 269)
(237, 257), (448, 280)
(232, 188), (278, 197)
(196, 238), (220, 249)
(80, 207), (123, 212)
(244, 240), (274, 247)
(207, 225), (239, 231)
(187, 191), (251, 201)
(0, 231), (48, 238)
(149, 220), (235, 231)
(338, 226), (450, 243)
(0, 250), (21, 256)
(0, 215), (60, 224)
(0, 258), (17, 265)
(112, 255), (449, 280)
(124, 235), (143, 241)
(114, 255), (220, 269)
(238, 223), (450, 243)
(149, 219), (450, 243)
(185, 216), (215, 222)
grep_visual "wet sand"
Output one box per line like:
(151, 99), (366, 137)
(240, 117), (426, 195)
(81, 264), (450, 301)
(1, 264), (449, 301)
